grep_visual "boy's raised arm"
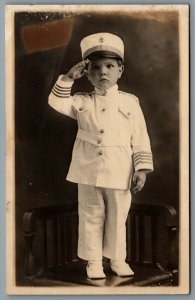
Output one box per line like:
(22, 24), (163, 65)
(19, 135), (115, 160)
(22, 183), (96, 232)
(48, 75), (75, 118)
(48, 60), (88, 118)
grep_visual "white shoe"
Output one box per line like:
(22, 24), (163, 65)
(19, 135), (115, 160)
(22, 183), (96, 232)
(110, 260), (134, 277)
(86, 260), (106, 279)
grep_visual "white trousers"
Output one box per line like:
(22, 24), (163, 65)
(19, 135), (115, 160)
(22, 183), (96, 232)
(77, 184), (131, 260)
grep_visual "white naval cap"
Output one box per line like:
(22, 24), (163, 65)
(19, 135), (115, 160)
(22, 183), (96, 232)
(80, 32), (124, 61)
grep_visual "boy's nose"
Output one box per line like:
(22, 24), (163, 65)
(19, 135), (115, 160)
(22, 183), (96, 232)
(100, 66), (107, 76)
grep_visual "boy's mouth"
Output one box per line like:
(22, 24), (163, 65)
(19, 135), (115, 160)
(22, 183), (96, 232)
(99, 78), (108, 82)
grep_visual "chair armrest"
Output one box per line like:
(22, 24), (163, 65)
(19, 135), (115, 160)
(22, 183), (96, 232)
(23, 202), (78, 233)
(129, 202), (178, 272)
(131, 202), (178, 228)
(22, 202), (78, 276)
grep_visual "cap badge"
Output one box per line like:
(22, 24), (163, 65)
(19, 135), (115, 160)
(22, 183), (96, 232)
(99, 37), (104, 43)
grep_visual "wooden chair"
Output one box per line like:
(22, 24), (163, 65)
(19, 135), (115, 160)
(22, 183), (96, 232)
(22, 201), (178, 287)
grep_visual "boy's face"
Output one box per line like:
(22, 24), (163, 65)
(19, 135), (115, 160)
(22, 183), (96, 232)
(86, 58), (124, 91)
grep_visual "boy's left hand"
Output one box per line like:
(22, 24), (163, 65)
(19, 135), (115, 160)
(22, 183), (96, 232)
(132, 170), (146, 193)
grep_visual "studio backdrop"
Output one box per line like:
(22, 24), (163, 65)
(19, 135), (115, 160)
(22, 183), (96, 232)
(14, 8), (179, 285)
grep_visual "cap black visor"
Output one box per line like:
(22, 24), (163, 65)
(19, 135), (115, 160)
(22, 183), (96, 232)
(86, 50), (122, 61)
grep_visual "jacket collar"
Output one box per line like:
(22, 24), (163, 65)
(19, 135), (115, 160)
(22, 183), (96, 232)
(94, 84), (118, 96)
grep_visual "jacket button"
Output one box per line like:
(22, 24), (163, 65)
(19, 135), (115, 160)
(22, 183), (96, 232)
(102, 108), (106, 112)
(100, 129), (104, 133)
(79, 107), (83, 111)
(97, 139), (102, 144)
(98, 150), (103, 155)
(127, 112), (131, 116)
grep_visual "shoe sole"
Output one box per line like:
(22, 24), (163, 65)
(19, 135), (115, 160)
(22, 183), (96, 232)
(111, 269), (134, 277)
(87, 276), (106, 280)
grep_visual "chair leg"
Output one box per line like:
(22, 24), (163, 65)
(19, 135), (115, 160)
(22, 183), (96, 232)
(171, 269), (179, 286)
(23, 211), (36, 276)
(24, 231), (35, 275)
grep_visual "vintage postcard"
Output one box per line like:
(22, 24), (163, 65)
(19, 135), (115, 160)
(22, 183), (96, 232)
(5, 4), (189, 295)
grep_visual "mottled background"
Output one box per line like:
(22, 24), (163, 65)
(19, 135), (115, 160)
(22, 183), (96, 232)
(14, 10), (179, 284)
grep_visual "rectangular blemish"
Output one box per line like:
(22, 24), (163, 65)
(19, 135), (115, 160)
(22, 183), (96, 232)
(21, 19), (74, 53)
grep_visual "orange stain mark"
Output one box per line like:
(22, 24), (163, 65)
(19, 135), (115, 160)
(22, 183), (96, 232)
(21, 18), (74, 53)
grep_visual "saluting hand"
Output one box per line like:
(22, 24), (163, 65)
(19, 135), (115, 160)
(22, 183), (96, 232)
(62, 60), (89, 82)
(132, 170), (146, 193)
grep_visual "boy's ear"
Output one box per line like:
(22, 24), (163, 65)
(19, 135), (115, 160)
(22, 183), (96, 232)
(118, 65), (124, 78)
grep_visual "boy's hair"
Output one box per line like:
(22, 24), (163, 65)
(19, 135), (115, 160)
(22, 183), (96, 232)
(87, 57), (123, 70)
(87, 56), (123, 67)
(86, 50), (124, 66)
(116, 58), (123, 66)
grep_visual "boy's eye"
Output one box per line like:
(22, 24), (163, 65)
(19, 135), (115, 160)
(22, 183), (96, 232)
(91, 65), (99, 70)
(107, 64), (114, 68)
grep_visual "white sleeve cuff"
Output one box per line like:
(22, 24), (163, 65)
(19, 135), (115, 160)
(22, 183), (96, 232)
(58, 75), (74, 87)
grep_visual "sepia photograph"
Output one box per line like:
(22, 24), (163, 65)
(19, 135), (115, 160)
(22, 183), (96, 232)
(5, 4), (189, 295)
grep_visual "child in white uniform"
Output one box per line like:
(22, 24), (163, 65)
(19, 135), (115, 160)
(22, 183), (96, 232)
(49, 33), (153, 279)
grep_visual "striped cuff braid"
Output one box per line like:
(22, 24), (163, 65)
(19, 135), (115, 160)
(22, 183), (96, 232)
(52, 83), (72, 98)
(133, 151), (153, 172)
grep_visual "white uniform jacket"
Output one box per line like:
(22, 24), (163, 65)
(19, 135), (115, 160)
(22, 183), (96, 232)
(48, 75), (154, 190)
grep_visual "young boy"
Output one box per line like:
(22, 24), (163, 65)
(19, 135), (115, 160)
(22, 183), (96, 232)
(48, 32), (153, 279)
